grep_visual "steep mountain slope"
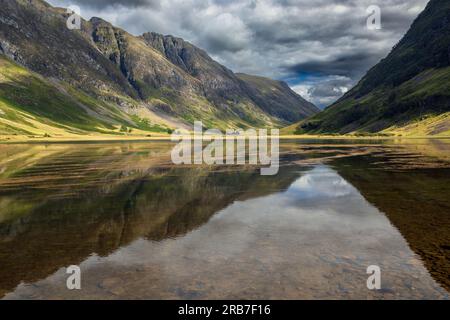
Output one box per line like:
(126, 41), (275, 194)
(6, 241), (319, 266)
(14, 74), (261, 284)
(0, 55), (170, 137)
(236, 73), (319, 122)
(142, 32), (319, 122)
(0, 0), (318, 138)
(293, 0), (450, 136)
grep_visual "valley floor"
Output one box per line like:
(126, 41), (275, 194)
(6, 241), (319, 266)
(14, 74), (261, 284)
(1, 133), (449, 144)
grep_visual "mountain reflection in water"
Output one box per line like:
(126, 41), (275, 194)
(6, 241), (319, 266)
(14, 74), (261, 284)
(0, 141), (449, 299)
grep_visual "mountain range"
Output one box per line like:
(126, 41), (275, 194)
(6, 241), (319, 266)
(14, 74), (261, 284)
(288, 0), (450, 137)
(2, 0), (450, 139)
(0, 0), (318, 139)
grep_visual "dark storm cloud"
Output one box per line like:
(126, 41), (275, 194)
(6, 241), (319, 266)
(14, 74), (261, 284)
(47, 0), (429, 107)
(287, 52), (381, 78)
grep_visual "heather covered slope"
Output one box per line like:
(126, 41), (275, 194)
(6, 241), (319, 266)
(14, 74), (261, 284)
(0, 0), (318, 138)
(292, 0), (450, 137)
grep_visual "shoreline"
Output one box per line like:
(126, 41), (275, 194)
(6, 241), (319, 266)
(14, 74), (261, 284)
(1, 134), (449, 144)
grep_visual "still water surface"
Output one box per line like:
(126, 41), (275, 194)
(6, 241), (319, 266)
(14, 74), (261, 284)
(0, 140), (449, 299)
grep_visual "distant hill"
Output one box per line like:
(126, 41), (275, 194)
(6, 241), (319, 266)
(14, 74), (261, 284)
(0, 0), (318, 139)
(236, 73), (318, 123)
(290, 0), (450, 137)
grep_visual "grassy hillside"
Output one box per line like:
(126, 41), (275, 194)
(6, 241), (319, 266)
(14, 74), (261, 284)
(291, 0), (450, 137)
(0, 55), (171, 139)
(286, 67), (450, 137)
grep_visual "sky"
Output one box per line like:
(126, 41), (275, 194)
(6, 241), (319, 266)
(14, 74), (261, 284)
(47, 0), (429, 108)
